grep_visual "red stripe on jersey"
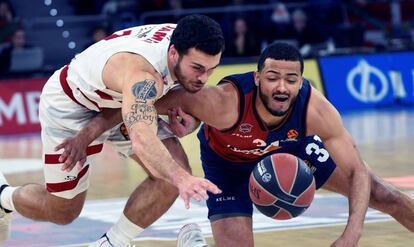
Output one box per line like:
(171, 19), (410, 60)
(60, 65), (87, 108)
(44, 144), (103, 164)
(95, 90), (114, 100)
(46, 165), (89, 192)
(77, 88), (102, 111)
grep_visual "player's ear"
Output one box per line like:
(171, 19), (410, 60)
(254, 71), (260, 86)
(299, 76), (304, 89)
(168, 45), (179, 62)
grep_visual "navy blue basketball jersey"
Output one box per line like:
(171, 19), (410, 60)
(198, 71), (311, 163)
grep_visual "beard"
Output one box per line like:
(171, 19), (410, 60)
(258, 83), (294, 117)
(174, 57), (202, 93)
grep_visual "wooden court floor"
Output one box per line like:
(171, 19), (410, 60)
(1, 109), (413, 246)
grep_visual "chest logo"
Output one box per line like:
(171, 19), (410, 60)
(287, 129), (299, 139)
(239, 123), (253, 133)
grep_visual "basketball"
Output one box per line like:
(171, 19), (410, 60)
(249, 153), (316, 220)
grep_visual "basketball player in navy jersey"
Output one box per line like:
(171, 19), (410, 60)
(57, 42), (414, 246)
(160, 42), (414, 247)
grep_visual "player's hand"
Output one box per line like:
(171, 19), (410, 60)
(177, 175), (221, 209)
(55, 136), (88, 172)
(166, 107), (200, 138)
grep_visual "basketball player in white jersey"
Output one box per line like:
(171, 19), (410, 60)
(0, 14), (225, 246)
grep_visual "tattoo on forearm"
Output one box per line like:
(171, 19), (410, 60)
(124, 103), (157, 131)
(132, 80), (157, 102)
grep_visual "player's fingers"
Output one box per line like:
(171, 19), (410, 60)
(196, 188), (209, 200)
(76, 161), (83, 171)
(181, 193), (190, 209)
(54, 142), (66, 151)
(168, 109), (179, 124)
(59, 149), (70, 163)
(176, 107), (187, 118)
(204, 180), (222, 194)
(62, 159), (75, 172)
(192, 193), (203, 202)
(79, 157), (87, 167)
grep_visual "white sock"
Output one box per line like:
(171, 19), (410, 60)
(106, 213), (144, 246)
(0, 186), (18, 212)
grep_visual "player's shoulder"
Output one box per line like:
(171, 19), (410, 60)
(220, 71), (254, 84)
(306, 86), (341, 135)
(219, 71), (255, 95)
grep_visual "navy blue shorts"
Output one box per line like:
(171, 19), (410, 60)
(200, 135), (336, 221)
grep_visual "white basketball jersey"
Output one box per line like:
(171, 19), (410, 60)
(65, 23), (178, 111)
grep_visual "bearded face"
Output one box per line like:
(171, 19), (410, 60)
(255, 59), (303, 117)
(171, 47), (221, 93)
(258, 80), (297, 116)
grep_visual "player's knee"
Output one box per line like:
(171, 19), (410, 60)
(52, 209), (81, 225)
(45, 194), (84, 225)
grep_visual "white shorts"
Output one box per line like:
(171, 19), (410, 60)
(39, 68), (175, 199)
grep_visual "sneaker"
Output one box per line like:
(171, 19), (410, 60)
(88, 234), (114, 247)
(177, 223), (208, 247)
(0, 172), (11, 243)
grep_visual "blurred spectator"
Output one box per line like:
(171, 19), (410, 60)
(0, 0), (19, 43)
(261, 3), (294, 45)
(0, 28), (43, 75)
(291, 9), (327, 49)
(84, 26), (109, 50)
(225, 17), (260, 57)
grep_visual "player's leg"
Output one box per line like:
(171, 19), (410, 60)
(201, 147), (255, 247)
(0, 130), (100, 244)
(211, 217), (253, 247)
(0, 70), (102, 242)
(323, 164), (414, 232)
(0, 129), (102, 224)
(300, 136), (414, 231)
(90, 123), (190, 246)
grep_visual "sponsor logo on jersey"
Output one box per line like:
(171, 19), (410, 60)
(215, 196), (236, 202)
(65, 175), (77, 181)
(227, 139), (281, 156)
(239, 123), (253, 133)
(287, 129), (299, 139)
(144, 25), (175, 43)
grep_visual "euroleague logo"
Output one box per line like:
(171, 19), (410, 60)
(257, 160), (272, 183)
(287, 129), (299, 139)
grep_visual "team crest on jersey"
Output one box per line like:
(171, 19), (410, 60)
(239, 123), (253, 133)
(120, 124), (130, 140)
(287, 129), (299, 139)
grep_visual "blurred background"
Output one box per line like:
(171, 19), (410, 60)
(0, 0), (413, 77)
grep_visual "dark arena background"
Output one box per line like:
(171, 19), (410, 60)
(0, 1), (414, 246)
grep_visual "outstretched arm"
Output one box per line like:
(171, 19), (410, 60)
(155, 82), (239, 131)
(121, 70), (221, 208)
(307, 88), (370, 246)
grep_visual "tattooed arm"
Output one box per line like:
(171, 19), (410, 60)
(121, 71), (221, 208)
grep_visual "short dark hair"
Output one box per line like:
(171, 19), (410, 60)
(257, 42), (304, 74)
(170, 14), (225, 56)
